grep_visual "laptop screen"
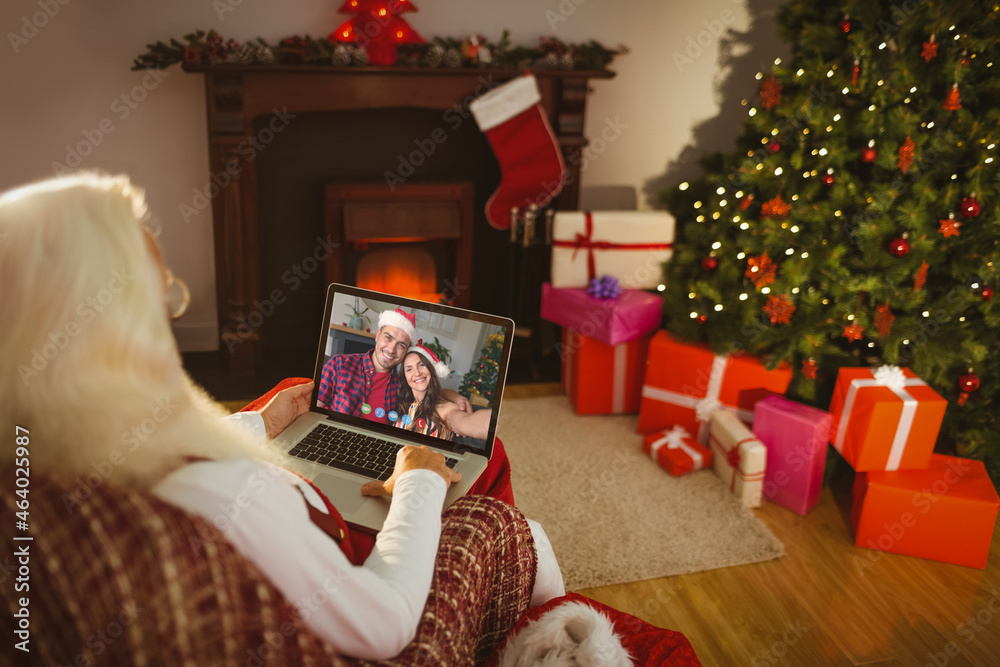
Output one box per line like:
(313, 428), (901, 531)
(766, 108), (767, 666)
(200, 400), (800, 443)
(311, 284), (514, 455)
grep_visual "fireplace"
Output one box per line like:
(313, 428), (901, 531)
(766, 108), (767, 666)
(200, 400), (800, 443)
(183, 64), (613, 374)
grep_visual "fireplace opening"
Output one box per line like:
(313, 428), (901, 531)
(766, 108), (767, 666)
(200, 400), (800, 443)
(356, 247), (443, 303)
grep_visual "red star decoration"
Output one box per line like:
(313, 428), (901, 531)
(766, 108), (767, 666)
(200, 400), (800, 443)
(842, 322), (865, 342)
(875, 303), (894, 337)
(761, 195), (792, 218)
(921, 37), (938, 62)
(760, 74), (782, 110)
(801, 358), (817, 380)
(763, 294), (795, 325)
(745, 253), (777, 288)
(914, 261), (929, 291)
(898, 136), (915, 174)
(938, 217), (962, 238)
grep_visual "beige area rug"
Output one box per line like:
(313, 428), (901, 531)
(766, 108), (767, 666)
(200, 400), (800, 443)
(496, 396), (784, 591)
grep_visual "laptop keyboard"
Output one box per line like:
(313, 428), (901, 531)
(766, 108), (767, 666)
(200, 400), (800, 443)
(288, 423), (457, 481)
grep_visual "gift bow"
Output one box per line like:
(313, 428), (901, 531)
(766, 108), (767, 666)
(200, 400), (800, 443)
(832, 365), (926, 470)
(710, 436), (764, 491)
(649, 426), (705, 471)
(552, 212), (674, 282)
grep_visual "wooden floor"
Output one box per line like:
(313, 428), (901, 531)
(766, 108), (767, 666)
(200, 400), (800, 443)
(506, 383), (1000, 667)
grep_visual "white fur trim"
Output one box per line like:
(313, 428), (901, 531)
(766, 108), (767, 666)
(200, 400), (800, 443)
(469, 75), (542, 132)
(497, 602), (632, 667)
(377, 309), (416, 341)
(407, 345), (450, 378)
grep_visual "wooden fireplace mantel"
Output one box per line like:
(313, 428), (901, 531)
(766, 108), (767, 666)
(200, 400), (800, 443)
(182, 63), (614, 375)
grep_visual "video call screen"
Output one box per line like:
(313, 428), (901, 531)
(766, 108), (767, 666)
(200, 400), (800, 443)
(315, 292), (508, 448)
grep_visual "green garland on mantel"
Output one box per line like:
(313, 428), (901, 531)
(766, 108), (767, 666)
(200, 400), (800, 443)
(132, 29), (627, 71)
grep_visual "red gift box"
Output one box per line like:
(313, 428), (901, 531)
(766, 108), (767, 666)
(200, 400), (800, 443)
(541, 282), (663, 346)
(637, 331), (792, 443)
(829, 365), (947, 471)
(561, 328), (650, 415)
(642, 426), (712, 476)
(852, 454), (1000, 568)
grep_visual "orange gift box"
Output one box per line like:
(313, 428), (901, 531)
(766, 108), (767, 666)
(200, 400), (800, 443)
(642, 426), (712, 476)
(637, 330), (792, 443)
(561, 328), (651, 415)
(852, 454), (1000, 568)
(829, 365), (947, 471)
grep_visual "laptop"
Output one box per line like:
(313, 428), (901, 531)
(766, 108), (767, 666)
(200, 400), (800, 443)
(272, 283), (515, 533)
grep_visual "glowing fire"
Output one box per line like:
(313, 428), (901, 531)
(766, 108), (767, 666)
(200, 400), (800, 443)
(356, 248), (443, 303)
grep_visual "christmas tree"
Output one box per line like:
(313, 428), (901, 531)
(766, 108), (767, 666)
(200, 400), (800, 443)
(330, 0), (424, 66)
(661, 2), (999, 479)
(459, 333), (504, 403)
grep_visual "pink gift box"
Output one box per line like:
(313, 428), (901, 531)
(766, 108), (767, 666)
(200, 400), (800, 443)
(542, 282), (662, 346)
(753, 395), (832, 515)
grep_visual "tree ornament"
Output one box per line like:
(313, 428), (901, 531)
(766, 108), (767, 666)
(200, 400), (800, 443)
(957, 370), (980, 406)
(839, 14), (851, 33)
(739, 193), (755, 211)
(821, 171), (835, 186)
(888, 237), (910, 257)
(760, 74), (782, 110)
(982, 286), (994, 300)
(897, 136), (915, 173)
(938, 214), (961, 238)
(761, 195), (791, 217)
(921, 35), (938, 61)
(852, 58), (859, 86)
(842, 322), (865, 342)
(860, 145), (877, 163)
(942, 83), (962, 111)
(763, 294), (795, 325)
(875, 302), (894, 336)
(698, 314), (708, 323)
(914, 261), (928, 291)
(330, 0), (426, 66)
(766, 140), (781, 153)
(960, 194), (981, 217)
(701, 255), (719, 271)
(745, 253), (777, 287)
(801, 358), (817, 380)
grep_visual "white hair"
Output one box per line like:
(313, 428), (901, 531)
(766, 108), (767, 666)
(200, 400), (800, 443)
(0, 171), (284, 489)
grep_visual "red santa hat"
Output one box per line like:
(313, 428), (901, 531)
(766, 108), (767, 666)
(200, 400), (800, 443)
(407, 339), (450, 379)
(377, 307), (416, 342)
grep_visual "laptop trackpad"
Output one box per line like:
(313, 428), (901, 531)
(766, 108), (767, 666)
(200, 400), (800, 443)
(313, 473), (369, 514)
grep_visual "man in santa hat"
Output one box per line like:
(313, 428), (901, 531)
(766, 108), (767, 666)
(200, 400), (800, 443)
(317, 307), (471, 423)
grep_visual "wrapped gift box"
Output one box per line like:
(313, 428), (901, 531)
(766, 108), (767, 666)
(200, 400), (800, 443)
(852, 454), (1000, 568)
(561, 328), (651, 415)
(541, 282), (662, 346)
(642, 426), (712, 477)
(829, 365), (947, 471)
(709, 410), (767, 507)
(550, 211), (674, 289)
(638, 330), (792, 443)
(753, 395), (832, 515)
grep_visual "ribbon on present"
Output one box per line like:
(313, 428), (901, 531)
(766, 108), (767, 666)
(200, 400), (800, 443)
(640, 354), (754, 443)
(552, 212), (674, 283)
(832, 364), (926, 471)
(649, 426), (705, 471)
(564, 329), (630, 413)
(710, 435), (765, 491)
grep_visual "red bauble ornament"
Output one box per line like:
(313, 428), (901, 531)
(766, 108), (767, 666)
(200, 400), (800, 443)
(982, 286), (994, 300)
(701, 256), (719, 271)
(957, 370), (980, 406)
(888, 237), (910, 257)
(839, 15), (851, 33)
(698, 314), (708, 323)
(860, 146), (877, 163)
(960, 194), (981, 218)
(767, 141), (781, 153)
(821, 172), (835, 186)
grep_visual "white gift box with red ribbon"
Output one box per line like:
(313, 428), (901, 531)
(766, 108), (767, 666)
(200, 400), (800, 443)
(708, 410), (767, 508)
(550, 211), (675, 289)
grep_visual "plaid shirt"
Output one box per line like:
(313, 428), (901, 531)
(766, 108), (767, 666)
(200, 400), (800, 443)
(317, 352), (399, 418)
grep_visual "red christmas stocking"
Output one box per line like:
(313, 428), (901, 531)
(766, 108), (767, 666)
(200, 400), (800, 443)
(469, 74), (567, 229)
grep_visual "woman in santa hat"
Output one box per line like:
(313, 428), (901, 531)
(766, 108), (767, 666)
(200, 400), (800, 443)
(395, 342), (492, 441)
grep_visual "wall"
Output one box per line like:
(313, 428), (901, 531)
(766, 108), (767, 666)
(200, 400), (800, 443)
(0, 0), (788, 352)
